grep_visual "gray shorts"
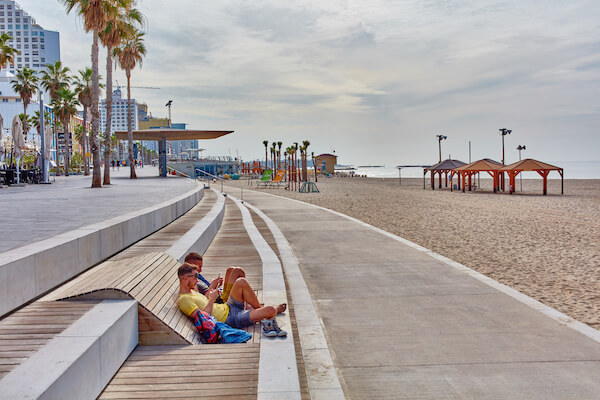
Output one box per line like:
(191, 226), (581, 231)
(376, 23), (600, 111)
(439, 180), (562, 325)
(225, 297), (253, 328)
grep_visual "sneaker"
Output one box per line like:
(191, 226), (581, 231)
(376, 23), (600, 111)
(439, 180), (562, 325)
(262, 319), (278, 337)
(272, 318), (287, 337)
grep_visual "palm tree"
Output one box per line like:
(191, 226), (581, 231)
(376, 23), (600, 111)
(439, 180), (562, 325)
(0, 33), (19, 72)
(40, 61), (71, 176)
(271, 142), (277, 172)
(11, 67), (39, 144)
(277, 141), (282, 171)
(301, 140), (310, 181)
(51, 87), (80, 176)
(113, 30), (145, 179)
(262, 140), (269, 171)
(73, 68), (93, 176)
(60, 0), (110, 187)
(100, 0), (143, 184)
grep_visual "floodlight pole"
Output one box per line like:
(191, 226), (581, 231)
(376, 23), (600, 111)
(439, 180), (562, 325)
(436, 134), (447, 162)
(165, 100), (173, 128)
(517, 144), (526, 191)
(499, 128), (511, 191)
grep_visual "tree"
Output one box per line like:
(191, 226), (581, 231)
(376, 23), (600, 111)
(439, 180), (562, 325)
(100, 0), (143, 184)
(73, 68), (93, 176)
(60, 0), (110, 187)
(262, 140), (269, 171)
(271, 142), (277, 172)
(0, 33), (19, 72)
(40, 61), (72, 176)
(301, 140), (310, 181)
(277, 141), (282, 171)
(50, 87), (80, 176)
(113, 30), (146, 179)
(11, 67), (39, 150)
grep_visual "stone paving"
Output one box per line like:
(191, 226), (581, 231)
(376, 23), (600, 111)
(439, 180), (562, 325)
(0, 167), (196, 252)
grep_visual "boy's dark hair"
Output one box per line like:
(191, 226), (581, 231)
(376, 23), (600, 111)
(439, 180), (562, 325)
(184, 252), (203, 263)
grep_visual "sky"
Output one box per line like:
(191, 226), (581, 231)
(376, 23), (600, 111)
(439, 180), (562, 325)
(19, 0), (600, 166)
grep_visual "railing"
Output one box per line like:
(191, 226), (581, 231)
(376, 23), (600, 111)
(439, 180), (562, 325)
(194, 168), (244, 201)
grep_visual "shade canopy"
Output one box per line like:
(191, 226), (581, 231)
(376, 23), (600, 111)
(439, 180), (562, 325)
(425, 159), (466, 171)
(114, 129), (233, 141)
(453, 158), (503, 171)
(499, 158), (562, 172)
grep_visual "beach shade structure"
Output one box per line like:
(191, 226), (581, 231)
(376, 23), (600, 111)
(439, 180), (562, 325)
(115, 129), (233, 177)
(424, 159), (466, 190)
(499, 158), (564, 195)
(452, 158), (504, 193)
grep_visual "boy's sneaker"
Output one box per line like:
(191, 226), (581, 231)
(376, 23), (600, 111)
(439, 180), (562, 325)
(262, 319), (278, 337)
(272, 318), (287, 337)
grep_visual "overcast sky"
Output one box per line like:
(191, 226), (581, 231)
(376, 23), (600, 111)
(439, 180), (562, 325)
(20, 0), (600, 166)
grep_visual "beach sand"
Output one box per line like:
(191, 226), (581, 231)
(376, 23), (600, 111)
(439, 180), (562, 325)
(232, 176), (600, 329)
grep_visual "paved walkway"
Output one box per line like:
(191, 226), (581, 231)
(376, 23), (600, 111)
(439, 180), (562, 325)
(0, 167), (196, 252)
(230, 186), (600, 400)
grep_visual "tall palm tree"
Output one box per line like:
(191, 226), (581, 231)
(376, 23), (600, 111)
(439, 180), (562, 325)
(271, 142), (277, 172)
(100, 0), (143, 184)
(277, 141), (282, 171)
(51, 87), (80, 176)
(301, 140), (310, 182)
(0, 33), (19, 72)
(262, 140), (269, 171)
(40, 61), (72, 176)
(60, 0), (110, 188)
(113, 30), (145, 179)
(11, 67), (39, 141)
(73, 68), (104, 176)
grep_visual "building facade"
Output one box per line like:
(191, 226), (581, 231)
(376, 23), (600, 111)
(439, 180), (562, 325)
(100, 88), (139, 135)
(0, 0), (60, 74)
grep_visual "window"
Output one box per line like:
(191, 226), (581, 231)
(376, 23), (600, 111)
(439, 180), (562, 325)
(32, 31), (37, 36)
(23, 37), (27, 42)
(32, 44), (37, 49)
(7, 24), (12, 29)
(2, 99), (8, 103)
(40, 57), (44, 62)
(24, 57), (29, 61)
(15, 25), (19, 29)
(24, 44), (28, 49)
(0, 18), (4, 23)
(0, 25), (4, 29)
(32, 37), (37, 42)
(40, 31), (44, 36)
(7, 18), (12, 22)
(23, 24), (27, 29)
(33, 64), (39, 67)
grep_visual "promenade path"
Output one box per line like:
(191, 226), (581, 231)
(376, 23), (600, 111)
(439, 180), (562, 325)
(226, 185), (600, 400)
(0, 167), (195, 253)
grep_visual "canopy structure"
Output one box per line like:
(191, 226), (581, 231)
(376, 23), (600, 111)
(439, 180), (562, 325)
(499, 158), (563, 195)
(452, 158), (503, 192)
(424, 159), (466, 190)
(114, 129), (234, 177)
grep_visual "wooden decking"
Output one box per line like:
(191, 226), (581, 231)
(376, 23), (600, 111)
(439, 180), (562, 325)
(0, 300), (99, 379)
(98, 345), (260, 399)
(100, 198), (265, 398)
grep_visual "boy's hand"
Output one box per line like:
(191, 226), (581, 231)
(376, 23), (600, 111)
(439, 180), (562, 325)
(207, 289), (219, 302)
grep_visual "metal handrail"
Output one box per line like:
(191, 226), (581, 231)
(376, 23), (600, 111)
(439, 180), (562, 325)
(195, 168), (243, 201)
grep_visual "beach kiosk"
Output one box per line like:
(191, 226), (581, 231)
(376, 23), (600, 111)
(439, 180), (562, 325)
(315, 153), (337, 175)
(115, 129), (233, 177)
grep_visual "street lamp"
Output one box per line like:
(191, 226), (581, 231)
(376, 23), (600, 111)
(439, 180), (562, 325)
(436, 134), (447, 162)
(165, 100), (173, 128)
(499, 128), (512, 165)
(517, 144), (526, 191)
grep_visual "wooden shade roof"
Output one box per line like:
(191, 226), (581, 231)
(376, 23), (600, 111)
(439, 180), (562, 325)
(114, 129), (233, 141)
(453, 158), (503, 171)
(499, 158), (562, 172)
(425, 159), (466, 171)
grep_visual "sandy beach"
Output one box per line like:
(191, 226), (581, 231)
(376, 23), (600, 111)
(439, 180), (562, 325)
(232, 176), (600, 329)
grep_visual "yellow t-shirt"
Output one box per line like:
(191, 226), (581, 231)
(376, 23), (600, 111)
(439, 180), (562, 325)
(178, 290), (229, 322)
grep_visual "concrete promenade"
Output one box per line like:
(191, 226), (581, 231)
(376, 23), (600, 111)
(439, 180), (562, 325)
(230, 186), (600, 399)
(0, 166), (195, 252)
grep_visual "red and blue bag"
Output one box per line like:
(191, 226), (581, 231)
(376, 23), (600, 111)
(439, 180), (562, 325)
(193, 309), (218, 343)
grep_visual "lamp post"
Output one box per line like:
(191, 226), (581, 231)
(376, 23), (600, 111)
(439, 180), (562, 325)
(165, 100), (173, 128)
(499, 128), (511, 191)
(436, 134), (447, 162)
(517, 144), (526, 192)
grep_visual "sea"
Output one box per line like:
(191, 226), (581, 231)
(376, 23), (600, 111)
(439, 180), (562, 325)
(339, 161), (600, 180)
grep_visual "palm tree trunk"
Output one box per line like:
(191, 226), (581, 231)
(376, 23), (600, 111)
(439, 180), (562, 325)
(103, 49), (113, 185)
(63, 117), (70, 176)
(82, 106), (90, 175)
(90, 32), (102, 188)
(127, 72), (136, 179)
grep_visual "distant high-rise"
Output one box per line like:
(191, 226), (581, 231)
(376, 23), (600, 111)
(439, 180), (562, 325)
(0, 0), (60, 73)
(100, 87), (139, 134)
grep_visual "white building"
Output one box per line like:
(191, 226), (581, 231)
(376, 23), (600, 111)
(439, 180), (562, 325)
(100, 88), (139, 135)
(0, 0), (60, 74)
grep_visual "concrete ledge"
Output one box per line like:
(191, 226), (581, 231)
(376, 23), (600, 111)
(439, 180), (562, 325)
(166, 188), (226, 262)
(244, 201), (345, 399)
(0, 299), (138, 400)
(0, 185), (204, 318)
(229, 196), (301, 400)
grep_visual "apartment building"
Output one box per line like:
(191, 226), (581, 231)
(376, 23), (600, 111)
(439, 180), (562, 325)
(0, 0), (60, 74)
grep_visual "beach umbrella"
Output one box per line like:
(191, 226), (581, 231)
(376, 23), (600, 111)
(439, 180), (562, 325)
(11, 115), (25, 158)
